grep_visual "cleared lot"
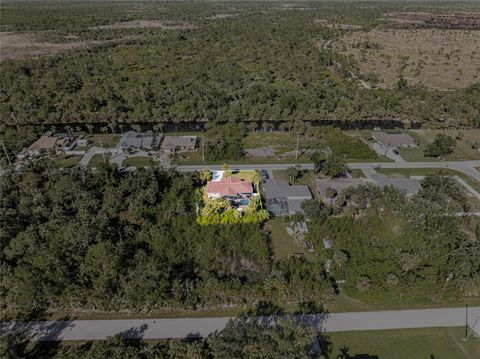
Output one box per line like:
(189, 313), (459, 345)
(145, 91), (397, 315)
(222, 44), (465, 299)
(334, 29), (480, 89)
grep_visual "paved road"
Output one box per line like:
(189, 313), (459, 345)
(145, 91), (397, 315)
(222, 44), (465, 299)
(2, 307), (479, 341)
(175, 160), (480, 181)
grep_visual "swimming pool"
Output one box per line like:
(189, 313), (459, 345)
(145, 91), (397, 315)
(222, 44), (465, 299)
(211, 171), (224, 181)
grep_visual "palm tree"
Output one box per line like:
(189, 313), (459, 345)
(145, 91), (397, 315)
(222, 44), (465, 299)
(119, 124), (124, 134)
(153, 123), (164, 135)
(108, 122), (116, 134)
(131, 124), (141, 133)
(100, 126), (108, 135)
(262, 121), (269, 132)
(50, 125), (56, 135)
(325, 186), (337, 206)
(286, 167), (298, 183)
(86, 124), (94, 134)
(471, 141), (480, 153)
(247, 123), (257, 133)
(65, 125), (73, 136)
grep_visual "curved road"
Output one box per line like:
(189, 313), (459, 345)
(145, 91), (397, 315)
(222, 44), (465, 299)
(1, 307), (479, 341)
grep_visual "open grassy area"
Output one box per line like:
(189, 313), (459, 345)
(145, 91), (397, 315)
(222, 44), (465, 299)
(402, 130), (480, 162)
(334, 28), (480, 90)
(264, 218), (310, 260)
(329, 327), (480, 359)
(87, 153), (105, 167)
(224, 170), (258, 182)
(53, 154), (81, 168)
(123, 156), (154, 167)
(86, 134), (121, 148)
(174, 149), (308, 165)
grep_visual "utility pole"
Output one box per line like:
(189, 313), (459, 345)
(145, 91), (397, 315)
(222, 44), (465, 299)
(295, 134), (300, 160)
(99, 139), (106, 164)
(465, 304), (468, 339)
(201, 137), (205, 163)
(0, 140), (12, 166)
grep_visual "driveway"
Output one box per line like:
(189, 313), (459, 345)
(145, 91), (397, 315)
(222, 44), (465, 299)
(370, 142), (406, 163)
(1, 307), (479, 341)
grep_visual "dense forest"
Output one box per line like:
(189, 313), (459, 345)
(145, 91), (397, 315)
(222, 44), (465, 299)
(1, 1), (479, 129)
(0, 161), (333, 313)
(1, 161), (478, 315)
(305, 176), (480, 300)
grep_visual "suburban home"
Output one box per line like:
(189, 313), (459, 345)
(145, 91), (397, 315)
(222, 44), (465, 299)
(264, 179), (312, 215)
(161, 136), (197, 152)
(205, 176), (254, 208)
(116, 131), (157, 150)
(373, 131), (416, 148)
(22, 131), (76, 157)
(316, 178), (366, 203)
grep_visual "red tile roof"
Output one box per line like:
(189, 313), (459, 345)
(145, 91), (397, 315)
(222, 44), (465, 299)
(206, 176), (253, 196)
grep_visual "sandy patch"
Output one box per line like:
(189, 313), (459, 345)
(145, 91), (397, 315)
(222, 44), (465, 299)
(333, 29), (480, 90)
(206, 13), (239, 20)
(0, 32), (86, 61)
(92, 20), (194, 30)
(314, 19), (362, 30)
(246, 147), (277, 157)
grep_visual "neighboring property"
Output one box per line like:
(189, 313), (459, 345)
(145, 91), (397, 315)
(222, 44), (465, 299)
(316, 177), (366, 203)
(19, 131), (76, 158)
(116, 131), (158, 150)
(373, 131), (416, 148)
(264, 179), (312, 215)
(205, 176), (254, 209)
(370, 173), (422, 195)
(161, 136), (197, 153)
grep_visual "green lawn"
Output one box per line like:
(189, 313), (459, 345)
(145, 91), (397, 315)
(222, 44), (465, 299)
(264, 218), (310, 260)
(86, 134), (121, 148)
(123, 156), (154, 167)
(225, 170), (258, 182)
(329, 327), (480, 359)
(174, 149), (308, 165)
(53, 154), (81, 168)
(404, 130), (480, 162)
(88, 153), (105, 167)
(174, 131), (387, 165)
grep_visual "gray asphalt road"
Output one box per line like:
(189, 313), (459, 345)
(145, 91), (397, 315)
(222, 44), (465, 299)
(2, 307), (479, 341)
(175, 160), (480, 181)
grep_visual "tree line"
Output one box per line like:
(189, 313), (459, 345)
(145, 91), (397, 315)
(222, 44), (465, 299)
(1, 2), (479, 128)
(0, 161), (333, 313)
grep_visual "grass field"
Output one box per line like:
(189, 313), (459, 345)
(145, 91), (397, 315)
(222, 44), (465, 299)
(225, 170), (258, 182)
(53, 154), (81, 168)
(123, 156), (154, 167)
(335, 29), (480, 90)
(87, 153), (105, 167)
(329, 327), (480, 359)
(86, 134), (121, 148)
(403, 130), (480, 162)
(264, 218), (310, 260)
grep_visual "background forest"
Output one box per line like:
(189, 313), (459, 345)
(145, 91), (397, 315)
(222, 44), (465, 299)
(1, 0), (479, 129)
